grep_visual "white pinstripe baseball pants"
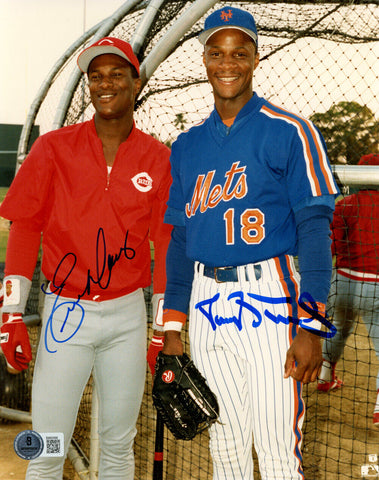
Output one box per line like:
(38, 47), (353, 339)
(189, 257), (305, 480)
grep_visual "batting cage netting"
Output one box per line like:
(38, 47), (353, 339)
(0, 1), (378, 479)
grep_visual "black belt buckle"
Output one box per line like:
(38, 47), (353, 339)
(214, 266), (238, 283)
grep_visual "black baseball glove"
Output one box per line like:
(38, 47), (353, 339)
(152, 352), (219, 440)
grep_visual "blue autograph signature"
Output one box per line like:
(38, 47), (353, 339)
(195, 291), (336, 338)
(41, 228), (135, 352)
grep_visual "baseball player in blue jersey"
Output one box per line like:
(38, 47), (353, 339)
(159, 6), (339, 480)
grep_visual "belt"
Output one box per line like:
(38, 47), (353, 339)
(202, 264), (262, 283)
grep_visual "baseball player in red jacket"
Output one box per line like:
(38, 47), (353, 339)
(0, 37), (172, 478)
(318, 153), (379, 428)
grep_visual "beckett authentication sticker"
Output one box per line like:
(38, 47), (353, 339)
(14, 430), (44, 460)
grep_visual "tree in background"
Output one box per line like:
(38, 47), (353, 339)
(310, 101), (379, 165)
(173, 113), (188, 132)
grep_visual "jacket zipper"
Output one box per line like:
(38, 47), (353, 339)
(105, 170), (111, 191)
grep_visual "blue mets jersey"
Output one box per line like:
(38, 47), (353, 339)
(165, 93), (338, 267)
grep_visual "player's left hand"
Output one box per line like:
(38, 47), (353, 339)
(147, 332), (165, 376)
(284, 328), (322, 384)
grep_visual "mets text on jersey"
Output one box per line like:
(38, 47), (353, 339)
(185, 162), (247, 217)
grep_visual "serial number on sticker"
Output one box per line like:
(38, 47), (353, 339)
(40, 433), (64, 457)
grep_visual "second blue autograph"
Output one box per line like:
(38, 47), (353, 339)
(195, 291), (336, 338)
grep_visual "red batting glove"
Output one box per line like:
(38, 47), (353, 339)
(0, 313), (32, 374)
(147, 335), (164, 376)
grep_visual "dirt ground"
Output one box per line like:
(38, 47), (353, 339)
(0, 422), (30, 480)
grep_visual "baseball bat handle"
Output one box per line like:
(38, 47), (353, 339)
(153, 412), (164, 480)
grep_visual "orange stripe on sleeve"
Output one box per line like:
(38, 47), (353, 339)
(162, 309), (187, 325)
(261, 105), (323, 195)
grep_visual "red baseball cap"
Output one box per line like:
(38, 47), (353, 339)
(358, 153), (379, 166)
(77, 37), (140, 75)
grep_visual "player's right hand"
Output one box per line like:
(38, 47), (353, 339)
(162, 331), (184, 356)
(161, 308), (186, 356)
(0, 313), (32, 374)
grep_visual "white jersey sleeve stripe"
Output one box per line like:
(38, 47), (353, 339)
(307, 119), (338, 194)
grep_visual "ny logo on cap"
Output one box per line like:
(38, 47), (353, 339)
(220, 9), (233, 22)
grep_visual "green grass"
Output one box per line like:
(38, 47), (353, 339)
(0, 187), (8, 202)
(0, 232), (7, 263)
(0, 187), (9, 263)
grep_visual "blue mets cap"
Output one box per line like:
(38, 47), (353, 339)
(198, 6), (258, 47)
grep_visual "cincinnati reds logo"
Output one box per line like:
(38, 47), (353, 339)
(162, 370), (175, 383)
(185, 161), (248, 218)
(220, 9), (233, 22)
(131, 172), (153, 192)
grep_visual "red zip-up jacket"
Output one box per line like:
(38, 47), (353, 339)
(331, 189), (379, 282)
(0, 118), (172, 300)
